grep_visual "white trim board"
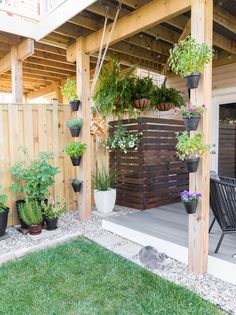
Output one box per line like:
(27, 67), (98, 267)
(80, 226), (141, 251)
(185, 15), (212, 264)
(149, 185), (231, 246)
(102, 219), (236, 286)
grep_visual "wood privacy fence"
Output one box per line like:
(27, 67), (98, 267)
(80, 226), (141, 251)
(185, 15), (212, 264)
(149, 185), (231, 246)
(109, 117), (189, 210)
(0, 102), (83, 225)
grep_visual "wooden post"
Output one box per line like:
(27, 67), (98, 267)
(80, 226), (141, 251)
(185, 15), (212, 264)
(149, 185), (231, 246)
(11, 46), (23, 103)
(188, 0), (213, 274)
(76, 37), (91, 221)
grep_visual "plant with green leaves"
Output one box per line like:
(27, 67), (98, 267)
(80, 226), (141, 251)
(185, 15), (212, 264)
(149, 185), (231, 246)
(10, 147), (60, 201)
(151, 84), (184, 107)
(41, 200), (66, 219)
(66, 118), (83, 129)
(65, 142), (87, 157)
(19, 199), (43, 225)
(92, 168), (117, 191)
(0, 186), (8, 214)
(132, 77), (154, 100)
(176, 132), (210, 160)
(168, 35), (213, 77)
(70, 178), (82, 185)
(60, 78), (78, 102)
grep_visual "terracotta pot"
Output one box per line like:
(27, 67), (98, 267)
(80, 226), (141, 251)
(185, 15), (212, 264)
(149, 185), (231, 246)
(28, 224), (42, 235)
(133, 98), (150, 109)
(156, 102), (172, 111)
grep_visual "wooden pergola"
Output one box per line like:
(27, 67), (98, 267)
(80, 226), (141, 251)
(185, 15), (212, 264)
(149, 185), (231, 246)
(1, 0), (236, 275)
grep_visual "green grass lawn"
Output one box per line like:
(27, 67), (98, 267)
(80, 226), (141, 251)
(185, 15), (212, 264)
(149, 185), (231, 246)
(0, 238), (225, 315)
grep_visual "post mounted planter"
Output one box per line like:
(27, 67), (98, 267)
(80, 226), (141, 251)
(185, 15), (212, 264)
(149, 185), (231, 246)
(16, 200), (28, 229)
(0, 207), (9, 237)
(182, 200), (198, 214)
(183, 115), (200, 131)
(69, 127), (81, 137)
(156, 102), (172, 111)
(70, 156), (82, 166)
(133, 98), (150, 109)
(45, 218), (58, 230)
(185, 158), (200, 173)
(94, 189), (116, 214)
(28, 223), (42, 235)
(70, 100), (80, 111)
(184, 72), (201, 89)
(71, 181), (82, 192)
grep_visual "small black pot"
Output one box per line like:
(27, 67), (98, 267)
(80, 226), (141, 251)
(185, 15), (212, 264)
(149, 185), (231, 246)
(185, 158), (200, 173)
(16, 200), (28, 229)
(183, 115), (200, 131)
(184, 72), (201, 89)
(71, 156), (82, 166)
(71, 182), (82, 192)
(182, 200), (198, 214)
(70, 100), (80, 111)
(45, 218), (58, 230)
(70, 127), (81, 137)
(0, 207), (9, 237)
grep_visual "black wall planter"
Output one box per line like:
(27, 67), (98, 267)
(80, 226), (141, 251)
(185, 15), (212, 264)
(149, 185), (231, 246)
(45, 218), (58, 230)
(182, 200), (198, 214)
(185, 158), (199, 173)
(70, 127), (81, 137)
(71, 182), (82, 192)
(70, 100), (81, 111)
(183, 115), (200, 131)
(184, 72), (201, 89)
(16, 200), (28, 229)
(71, 156), (82, 166)
(0, 208), (9, 237)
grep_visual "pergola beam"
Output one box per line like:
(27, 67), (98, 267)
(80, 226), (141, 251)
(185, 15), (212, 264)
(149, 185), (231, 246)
(214, 6), (236, 35)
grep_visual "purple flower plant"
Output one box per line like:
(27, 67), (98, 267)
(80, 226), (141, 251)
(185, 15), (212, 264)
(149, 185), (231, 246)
(180, 190), (202, 202)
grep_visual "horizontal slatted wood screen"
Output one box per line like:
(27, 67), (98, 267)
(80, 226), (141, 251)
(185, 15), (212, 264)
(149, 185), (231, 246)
(109, 117), (189, 210)
(0, 102), (78, 226)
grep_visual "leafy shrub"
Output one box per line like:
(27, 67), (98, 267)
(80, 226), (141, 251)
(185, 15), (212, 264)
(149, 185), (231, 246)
(67, 118), (83, 129)
(41, 200), (66, 219)
(92, 168), (116, 191)
(60, 78), (78, 102)
(65, 142), (87, 157)
(151, 85), (184, 107)
(19, 199), (43, 225)
(0, 186), (8, 213)
(132, 77), (154, 100)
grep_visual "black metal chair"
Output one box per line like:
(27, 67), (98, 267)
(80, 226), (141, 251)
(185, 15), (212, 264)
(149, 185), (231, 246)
(210, 176), (236, 253)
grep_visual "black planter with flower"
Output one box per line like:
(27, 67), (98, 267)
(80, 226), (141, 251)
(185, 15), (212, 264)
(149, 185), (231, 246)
(185, 158), (200, 173)
(180, 190), (201, 214)
(70, 179), (82, 192)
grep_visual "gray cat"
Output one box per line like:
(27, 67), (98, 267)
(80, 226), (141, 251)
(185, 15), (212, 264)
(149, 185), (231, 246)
(139, 246), (167, 269)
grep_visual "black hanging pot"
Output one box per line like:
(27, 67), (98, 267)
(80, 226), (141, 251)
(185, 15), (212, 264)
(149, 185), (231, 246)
(182, 200), (198, 214)
(70, 127), (81, 137)
(184, 72), (201, 89)
(70, 156), (82, 166)
(0, 207), (9, 237)
(16, 200), (28, 229)
(70, 100), (80, 111)
(185, 158), (199, 173)
(183, 115), (200, 131)
(71, 182), (82, 192)
(45, 218), (58, 230)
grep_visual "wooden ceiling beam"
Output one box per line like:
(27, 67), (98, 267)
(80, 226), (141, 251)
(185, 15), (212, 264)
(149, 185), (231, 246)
(25, 57), (76, 72)
(23, 62), (75, 77)
(35, 42), (66, 56)
(33, 50), (74, 65)
(23, 67), (67, 80)
(69, 14), (103, 31)
(214, 6), (236, 35)
(54, 23), (91, 39)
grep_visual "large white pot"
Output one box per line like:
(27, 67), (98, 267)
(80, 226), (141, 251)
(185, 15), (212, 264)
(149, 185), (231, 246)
(94, 189), (116, 214)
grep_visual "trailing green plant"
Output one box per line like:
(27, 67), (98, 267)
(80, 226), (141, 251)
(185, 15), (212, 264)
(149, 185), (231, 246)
(66, 118), (83, 129)
(174, 103), (206, 117)
(60, 78), (78, 102)
(168, 35), (213, 77)
(132, 77), (154, 100)
(0, 186), (8, 214)
(176, 132), (210, 160)
(93, 57), (136, 117)
(92, 168), (117, 191)
(70, 178), (82, 185)
(103, 122), (142, 154)
(19, 199), (43, 225)
(10, 147), (60, 201)
(41, 200), (66, 219)
(151, 84), (184, 107)
(65, 142), (87, 157)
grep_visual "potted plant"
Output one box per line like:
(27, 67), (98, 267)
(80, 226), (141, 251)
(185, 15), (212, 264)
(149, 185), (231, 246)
(67, 118), (83, 137)
(151, 84), (184, 111)
(168, 35), (213, 89)
(61, 78), (80, 111)
(65, 142), (87, 166)
(92, 168), (117, 214)
(70, 179), (82, 192)
(41, 200), (66, 230)
(180, 190), (202, 214)
(19, 199), (43, 235)
(132, 77), (154, 109)
(176, 132), (210, 173)
(0, 186), (9, 237)
(174, 103), (207, 131)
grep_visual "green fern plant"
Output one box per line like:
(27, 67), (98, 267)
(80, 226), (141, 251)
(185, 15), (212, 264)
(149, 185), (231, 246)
(0, 186), (8, 214)
(19, 199), (43, 225)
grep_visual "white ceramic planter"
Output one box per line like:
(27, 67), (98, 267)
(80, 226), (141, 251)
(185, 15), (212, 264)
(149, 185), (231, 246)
(94, 189), (116, 214)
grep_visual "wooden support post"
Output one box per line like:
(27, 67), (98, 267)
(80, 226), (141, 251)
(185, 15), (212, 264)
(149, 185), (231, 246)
(76, 37), (91, 221)
(188, 0), (213, 274)
(11, 46), (23, 103)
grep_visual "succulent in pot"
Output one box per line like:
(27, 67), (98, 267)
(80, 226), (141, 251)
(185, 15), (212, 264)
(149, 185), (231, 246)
(132, 77), (154, 109)
(61, 78), (80, 111)
(67, 118), (83, 137)
(19, 199), (43, 235)
(65, 142), (87, 166)
(0, 186), (9, 237)
(151, 84), (184, 111)
(180, 190), (202, 214)
(176, 131), (210, 173)
(92, 168), (117, 214)
(70, 179), (82, 192)
(174, 103), (207, 131)
(168, 35), (213, 89)
(41, 200), (66, 230)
